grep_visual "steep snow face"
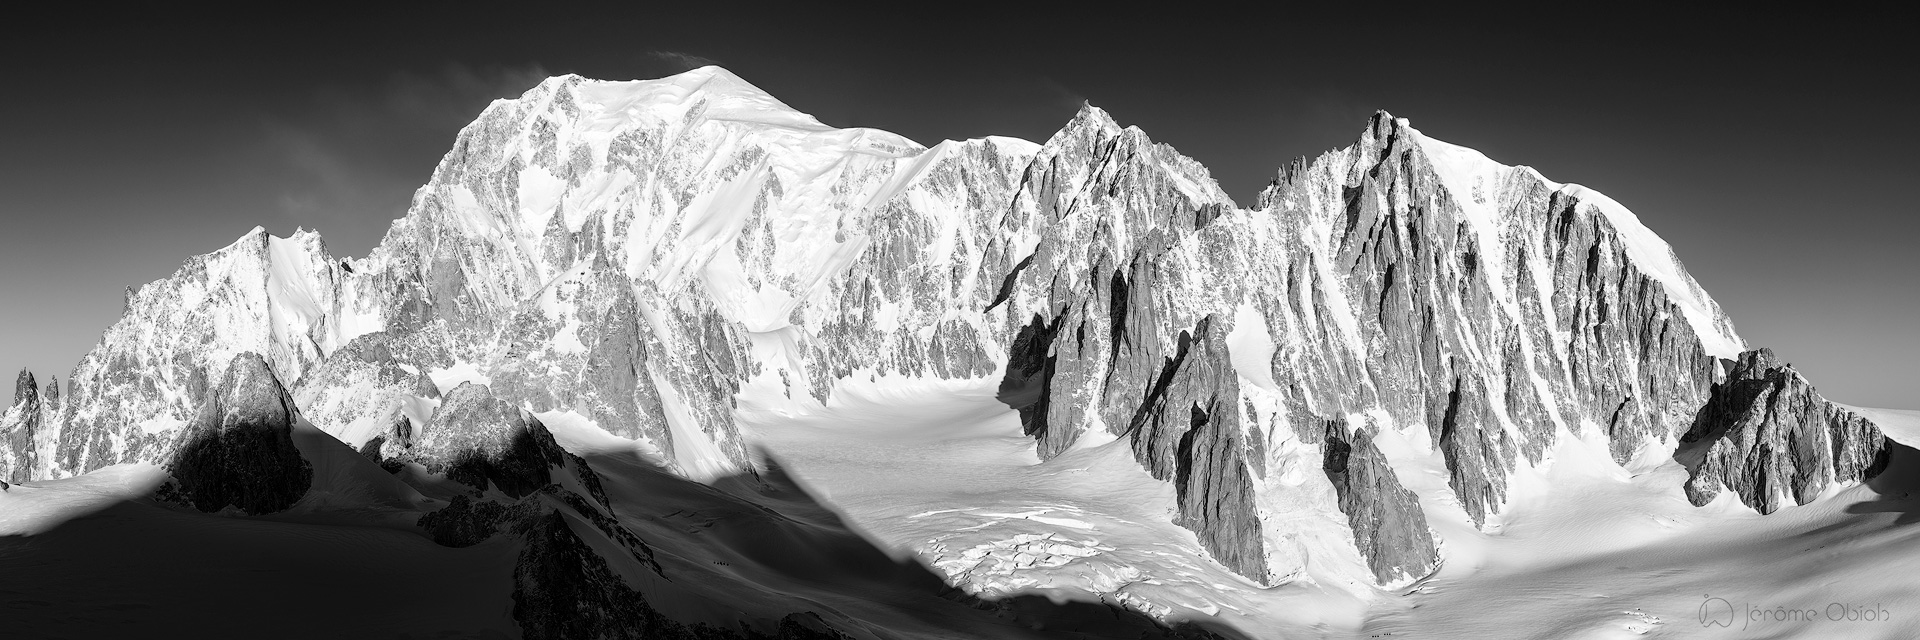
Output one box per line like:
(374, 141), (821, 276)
(736, 373), (1371, 635)
(41, 227), (341, 478)
(1400, 122), (1744, 359)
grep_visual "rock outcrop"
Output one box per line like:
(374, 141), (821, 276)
(0, 369), (40, 484)
(290, 330), (444, 449)
(1255, 111), (1728, 518)
(43, 227), (339, 479)
(980, 106), (1276, 581)
(395, 382), (593, 500)
(1680, 348), (1888, 513)
(159, 352), (313, 515)
(1322, 419), (1438, 584)
(1132, 317), (1268, 582)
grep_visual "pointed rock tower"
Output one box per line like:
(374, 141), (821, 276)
(162, 352), (313, 514)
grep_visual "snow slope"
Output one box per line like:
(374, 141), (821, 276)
(1362, 406), (1920, 639)
(0, 395), (1253, 640)
(736, 373), (1368, 635)
(740, 377), (1920, 639)
(1402, 122), (1744, 359)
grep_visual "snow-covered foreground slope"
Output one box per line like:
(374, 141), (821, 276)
(1367, 406), (1920, 639)
(0, 394), (1248, 639)
(3, 380), (1913, 638)
(738, 374), (1370, 634)
(744, 378), (1920, 639)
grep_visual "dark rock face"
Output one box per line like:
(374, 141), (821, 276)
(11, 369), (34, 407)
(411, 459), (651, 568)
(511, 511), (690, 640)
(510, 510), (853, 640)
(998, 314), (1061, 439)
(1436, 371), (1513, 527)
(398, 390), (726, 638)
(1322, 419), (1438, 585)
(403, 382), (583, 499)
(1, 369), (40, 484)
(417, 493), (538, 547)
(404, 434), (861, 640)
(1681, 349), (1888, 514)
(42, 375), (60, 411)
(402, 399), (680, 637)
(160, 352), (313, 515)
(1126, 318), (1269, 582)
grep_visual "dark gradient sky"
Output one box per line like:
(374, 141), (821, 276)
(3, 5), (1913, 407)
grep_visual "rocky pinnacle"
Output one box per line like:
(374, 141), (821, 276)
(161, 352), (313, 515)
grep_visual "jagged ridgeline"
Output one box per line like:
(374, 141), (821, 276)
(0, 65), (1885, 603)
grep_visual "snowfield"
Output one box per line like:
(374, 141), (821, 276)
(3, 376), (1916, 638)
(735, 375), (1920, 639)
(737, 373), (1369, 634)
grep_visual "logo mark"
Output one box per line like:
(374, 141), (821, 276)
(1701, 595), (1736, 627)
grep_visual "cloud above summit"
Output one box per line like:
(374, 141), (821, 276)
(643, 50), (723, 72)
(261, 63), (554, 256)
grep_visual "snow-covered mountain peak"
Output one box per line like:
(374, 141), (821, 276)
(1055, 102), (1124, 142)
(1361, 111), (1745, 359)
(1549, 181), (1744, 358)
(503, 66), (827, 130)
(1025, 101), (1234, 217)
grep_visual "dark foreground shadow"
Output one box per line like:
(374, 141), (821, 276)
(704, 453), (1255, 640)
(1846, 438), (1920, 525)
(0, 427), (1255, 640)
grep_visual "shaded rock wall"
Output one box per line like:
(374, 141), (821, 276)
(1682, 348), (1888, 513)
(0, 369), (40, 484)
(160, 352), (313, 515)
(1322, 419), (1438, 584)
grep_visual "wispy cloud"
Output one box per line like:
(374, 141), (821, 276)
(643, 50), (722, 72)
(258, 63), (552, 255)
(376, 64), (555, 126)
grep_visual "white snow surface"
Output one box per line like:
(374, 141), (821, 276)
(736, 370), (1920, 638)
(1402, 120), (1746, 359)
(425, 361), (491, 395)
(1361, 406), (1920, 639)
(8, 395), (1917, 638)
(736, 373), (1368, 634)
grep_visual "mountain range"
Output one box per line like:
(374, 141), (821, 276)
(1, 66), (1912, 639)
